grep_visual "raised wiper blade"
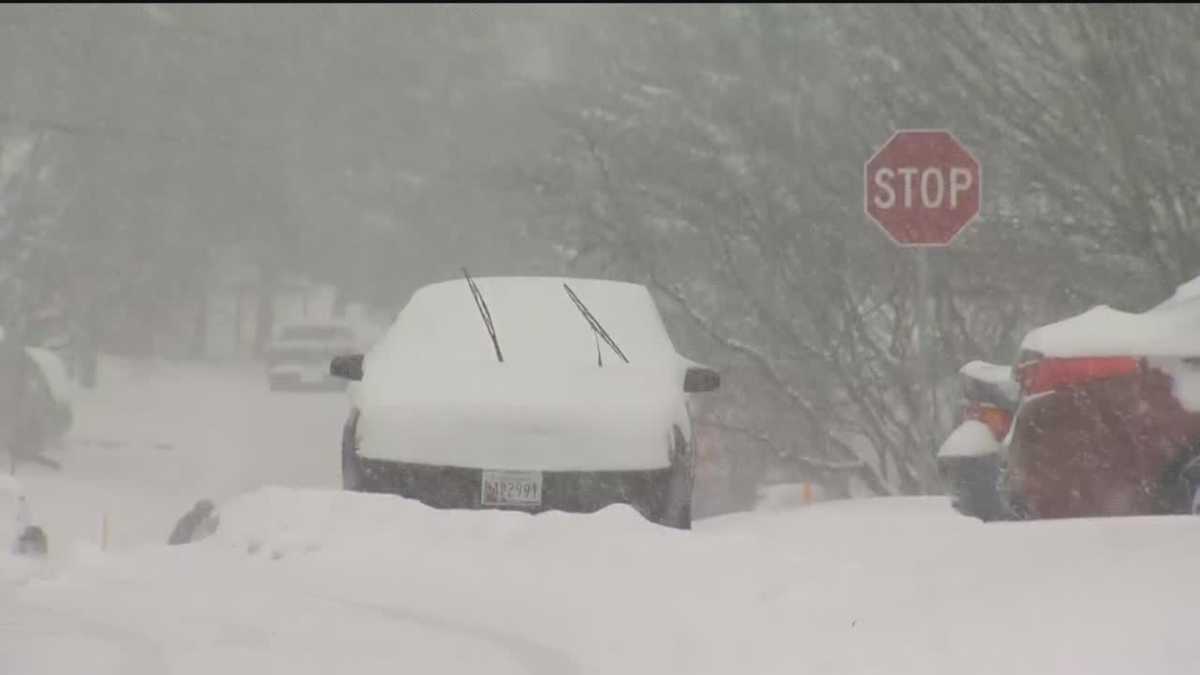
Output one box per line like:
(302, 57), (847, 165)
(463, 268), (503, 363)
(563, 283), (629, 365)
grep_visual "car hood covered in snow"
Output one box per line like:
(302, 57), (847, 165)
(353, 277), (692, 471)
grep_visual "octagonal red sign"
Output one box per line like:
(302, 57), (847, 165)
(864, 130), (981, 246)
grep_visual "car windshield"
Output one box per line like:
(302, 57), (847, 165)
(3, 5), (1198, 674)
(370, 277), (676, 367)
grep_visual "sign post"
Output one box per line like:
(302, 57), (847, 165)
(864, 130), (981, 457)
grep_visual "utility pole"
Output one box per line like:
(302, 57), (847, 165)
(916, 248), (938, 457)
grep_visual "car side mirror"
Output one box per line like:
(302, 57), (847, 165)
(330, 354), (364, 381)
(684, 366), (720, 393)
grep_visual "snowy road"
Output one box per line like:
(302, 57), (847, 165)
(6, 358), (348, 552)
(3, 358), (1200, 674)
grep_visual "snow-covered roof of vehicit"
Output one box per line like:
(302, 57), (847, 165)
(1021, 275), (1200, 358)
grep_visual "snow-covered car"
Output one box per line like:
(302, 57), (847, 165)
(265, 321), (358, 392)
(937, 361), (1018, 522)
(939, 276), (1200, 520)
(330, 275), (720, 529)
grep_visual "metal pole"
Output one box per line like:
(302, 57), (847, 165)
(916, 248), (937, 455)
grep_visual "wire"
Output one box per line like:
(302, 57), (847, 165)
(563, 282), (628, 364)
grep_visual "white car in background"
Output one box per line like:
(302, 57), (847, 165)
(330, 275), (720, 529)
(265, 321), (359, 392)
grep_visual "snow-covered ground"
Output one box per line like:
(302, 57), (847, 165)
(2, 357), (346, 554)
(3, 358), (1199, 674)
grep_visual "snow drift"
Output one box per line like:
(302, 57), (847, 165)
(6, 486), (1200, 675)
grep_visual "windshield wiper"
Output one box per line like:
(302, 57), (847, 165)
(563, 283), (629, 365)
(463, 268), (503, 363)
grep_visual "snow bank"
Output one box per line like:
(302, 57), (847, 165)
(938, 419), (1001, 458)
(7, 487), (1200, 675)
(211, 485), (668, 561)
(1022, 275), (1200, 357)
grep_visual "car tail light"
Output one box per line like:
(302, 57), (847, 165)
(963, 402), (1012, 441)
(1015, 356), (1141, 395)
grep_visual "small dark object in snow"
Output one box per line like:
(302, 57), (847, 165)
(13, 525), (48, 557)
(167, 499), (220, 545)
(26, 455), (61, 471)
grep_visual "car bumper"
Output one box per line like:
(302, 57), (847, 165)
(354, 457), (674, 517)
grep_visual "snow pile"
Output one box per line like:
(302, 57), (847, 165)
(937, 419), (1001, 458)
(960, 360), (1018, 399)
(6, 487), (1200, 675)
(211, 485), (671, 561)
(1022, 275), (1200, 357)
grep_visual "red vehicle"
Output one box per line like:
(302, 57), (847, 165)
(940, 278), (1200, 520)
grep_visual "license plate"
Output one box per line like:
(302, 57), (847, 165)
(481, 470), (543, 507)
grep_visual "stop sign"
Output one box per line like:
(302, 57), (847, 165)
(864, 130), (981, 246)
